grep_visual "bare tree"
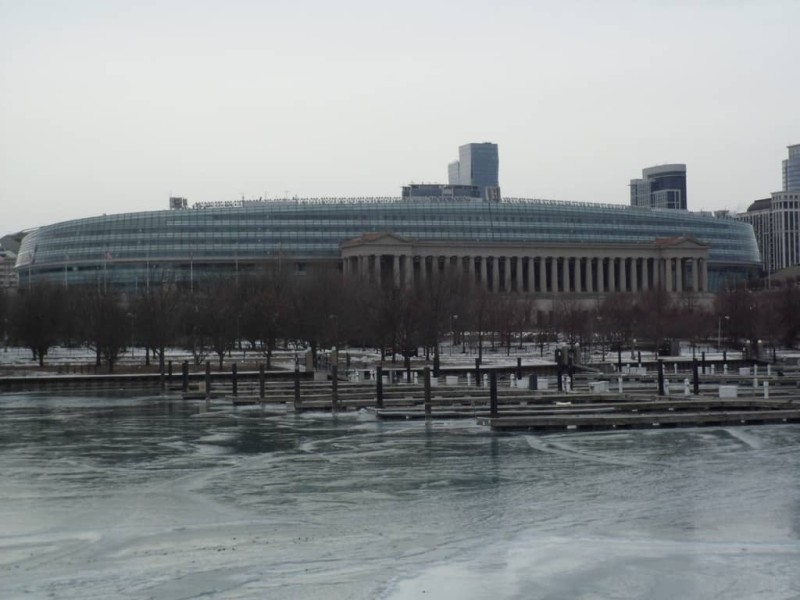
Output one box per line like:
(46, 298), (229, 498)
(77, 287), (129, 373)
(132, 281), (182, 369)
(11, 282), (64, 367)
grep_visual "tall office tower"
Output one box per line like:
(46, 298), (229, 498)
(448, 142), (500, 201)
(783, 144), (800, 192)
(629, 164), (687, 210)
(737, 143), (800, 273)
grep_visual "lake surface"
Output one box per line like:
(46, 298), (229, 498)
(1, 394), (799, 599)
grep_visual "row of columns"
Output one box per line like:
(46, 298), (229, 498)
(342, 254), (708, 294)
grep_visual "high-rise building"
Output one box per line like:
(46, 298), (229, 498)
(629, 164), (687, 210)
(737, 144), (800, 274)
(448, 142), (500, 201)
(783, 144), (800, 192)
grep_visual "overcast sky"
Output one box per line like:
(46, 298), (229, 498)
(1, 0), (798, 234)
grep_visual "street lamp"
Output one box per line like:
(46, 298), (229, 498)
(717, 315), (730, 351)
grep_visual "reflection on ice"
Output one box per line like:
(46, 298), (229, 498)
(0, 394), (799, 599)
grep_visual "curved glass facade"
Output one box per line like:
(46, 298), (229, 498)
(15, 197), (760, 291)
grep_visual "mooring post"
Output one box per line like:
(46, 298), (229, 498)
(376, 366), (384, 408)
(557, 361), (564, 392)
(657, 360), (665, 396)
(331, 365), (339, 412)
(423, 366), (432, 419)
(168, 360), (173, 381)
(489, 372), (498, 418)
(568, 357), (574, 391)
(232, 363), (238, 396)
(474, 358), (481, 388)
(181, 361), (189, 393)
(205, 361), (211, 399)
(259, 364), (265, 400)
(293, 365), (301, 411)
(516, 357), (522, 380)
(701, 352), (706, 375)
(692, 359), (700, 395)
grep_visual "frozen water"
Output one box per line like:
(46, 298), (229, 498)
(0, 393), (799, 599)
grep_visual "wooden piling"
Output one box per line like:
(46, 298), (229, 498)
(259, 364), (265, 400)
(657, 360), (665, 396)
(376, 366), (384, 408)
(423, 367), (432, 419)
(692, 359), (700, 395)
(331, 365), (339, 412)
(293, 366), (301, 411)
(489, 372), (498, 418)
(181, 361), (189, 393)
(516, 357), (522, 380)
(474, 358), (481, 388)
(232, 363), (238, 396)
(205, 361), (211, 400)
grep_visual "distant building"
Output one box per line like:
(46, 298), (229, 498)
(737, 144), (800, 273)
(630, 164), (687, 210)
(0, 250), (18, 288)
(783, 144), (800, 192)
(448, 142), (500, 202)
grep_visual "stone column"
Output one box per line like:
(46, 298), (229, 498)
(561, 257), (569, 293)
(527, 257), (535, 293)
(492, 257), (500, 292)
(701, 259), (708, 292)
(516, 256), (524, 293)
(665, 258), (673, 292)
(676, 259), (683, 293)
(551, 257), (558, 294)
(618, 257), (627, 292)
(480, 256), (488, 289)
(586, 258), (594, 293)
(691, 258), (699, 292)
(631, 257), (638, 293)
(597, 257), (605, 293)
(574, 258), (582, 293)
(392, 254), (400, 287)
(539, 256), (547, 293)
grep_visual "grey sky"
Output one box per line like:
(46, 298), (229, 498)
(1, 0), (798, 234)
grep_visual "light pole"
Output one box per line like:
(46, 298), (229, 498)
(717, 315), (729, 351)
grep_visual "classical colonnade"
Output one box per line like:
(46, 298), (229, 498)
(342, 253), (707, 294)
(340, 235), (711, 296)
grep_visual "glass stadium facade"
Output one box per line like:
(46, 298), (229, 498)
(15, 197), (760, 292)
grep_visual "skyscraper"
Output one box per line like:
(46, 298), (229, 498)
(737, 143), (800, 274)
(629, 164), (687, 210)
(448, 142), (500, 201)
(783, 144), (800, 192)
